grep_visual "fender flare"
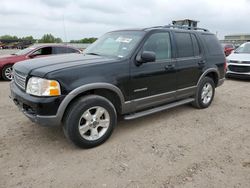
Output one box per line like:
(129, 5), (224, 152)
(196, 68), (220, 87)
(56, 82), (125, 121)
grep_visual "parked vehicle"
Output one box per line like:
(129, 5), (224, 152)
(10, 25), (225, 148)
(0, 44), (80, 81)
(221, 43), (235, 56)
(226, 42), (250, 79)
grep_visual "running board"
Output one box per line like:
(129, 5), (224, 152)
(124, 98), (194, 120)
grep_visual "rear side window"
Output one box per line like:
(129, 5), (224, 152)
(175, 32), (194, 58)
(53, 47), (79, 54)
(201, 34), (223, 55)
(32, 47), (52, 56)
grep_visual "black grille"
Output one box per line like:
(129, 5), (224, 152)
(14, 70), (27, 90)
(228, 65), (250, 73)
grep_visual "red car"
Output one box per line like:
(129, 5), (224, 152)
(221, 43), (235, 57)
(0, 44), (80, 81)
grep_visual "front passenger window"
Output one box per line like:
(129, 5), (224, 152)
(143, 32), (171, 60)
(32, 47), (52, 56)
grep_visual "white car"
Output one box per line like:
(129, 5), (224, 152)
(226, 42), (250, 79)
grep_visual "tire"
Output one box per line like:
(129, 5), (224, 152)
(63, 95), (117, 148)
(192, 77), (215, 109)
(2, 65), (13, 81)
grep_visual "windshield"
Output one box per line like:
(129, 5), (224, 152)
(14, 46), (35, 55)
(235, 43), (250, 54)
(84, 31), (145, 58)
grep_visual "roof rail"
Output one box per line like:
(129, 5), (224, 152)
(164, 25), (209, 32)
(146, 25), (209, 32)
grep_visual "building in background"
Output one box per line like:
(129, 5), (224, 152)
(221, 34), (250, 47)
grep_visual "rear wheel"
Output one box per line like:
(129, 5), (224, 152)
(192, 77), (215, 109)
(63, 95), (117, 148)
(2, 65), (13, 81)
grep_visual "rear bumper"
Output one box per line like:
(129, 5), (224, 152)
(217, 78), (225, 87)
(10, 81), (64, 126)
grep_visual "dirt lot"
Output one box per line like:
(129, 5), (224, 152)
(0, 52), (250, 188)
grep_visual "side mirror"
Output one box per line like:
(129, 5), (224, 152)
(137, 51), (156, 64)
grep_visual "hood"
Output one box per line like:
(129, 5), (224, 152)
(227, 53), (250, 62)
(13, 53), (117, 77)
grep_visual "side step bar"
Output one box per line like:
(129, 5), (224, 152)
(124, 98), (194, 120)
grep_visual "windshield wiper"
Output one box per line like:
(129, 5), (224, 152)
(85, 52), (101, 56)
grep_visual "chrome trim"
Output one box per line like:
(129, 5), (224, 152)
(126, 86), (196, 104)
(228, 63), (250, 67)
(133, 90), (176, 102)
(176, 86), (196, 92)
(133, 88), (148, 92)
(226, 70), (250, 75)
(13, 70), (27, 90)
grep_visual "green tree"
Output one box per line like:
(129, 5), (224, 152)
(0, 35), (18, 40)
(70, 37), (97, 44)
(38, 34), (62, 43)
(21, 36), (35, 42)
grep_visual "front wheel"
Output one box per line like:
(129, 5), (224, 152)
(63, 95), (117, 148)
(2, 65), (13, 81)
(192, 77), (215, 109)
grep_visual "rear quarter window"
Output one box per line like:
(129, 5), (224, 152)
(201, 34), (223, 55)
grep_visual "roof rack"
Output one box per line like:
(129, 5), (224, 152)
(146, 25), (209, 32)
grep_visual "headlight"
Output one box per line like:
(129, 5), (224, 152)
(26, 77), (61, 96)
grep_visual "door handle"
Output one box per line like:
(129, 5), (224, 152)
(198, 60), (206, 66)
(165, 64), (175, 71)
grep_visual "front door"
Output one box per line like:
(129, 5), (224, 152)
(129, 31), (177, 111)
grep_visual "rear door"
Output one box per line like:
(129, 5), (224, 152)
(173, 32), (203, 99)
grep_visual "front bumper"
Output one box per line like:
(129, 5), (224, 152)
(226, 63), (250, 79)
(226, 71), (250, 79)
(10, 81), (65, 126)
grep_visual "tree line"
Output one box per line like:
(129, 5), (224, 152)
(0, 34), (97, 44)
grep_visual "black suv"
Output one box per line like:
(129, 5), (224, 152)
(10, 25), (225, 148)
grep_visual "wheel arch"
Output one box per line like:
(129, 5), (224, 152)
(57, 83), (125, 123)
(197, 68), (219, 87)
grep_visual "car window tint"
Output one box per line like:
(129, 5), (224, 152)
(175, 32), (194, 58)
(191, 34), (201, 56)
(54, 47), (79, 54)
(32, 47), (52, 56)
(201, 34), (223, 55)
(143, 32), (171, 60)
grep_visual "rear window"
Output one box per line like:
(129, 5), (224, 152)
(202, 34), (223, 55)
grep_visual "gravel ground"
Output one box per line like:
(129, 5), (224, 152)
(0, 50), (250, 188)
